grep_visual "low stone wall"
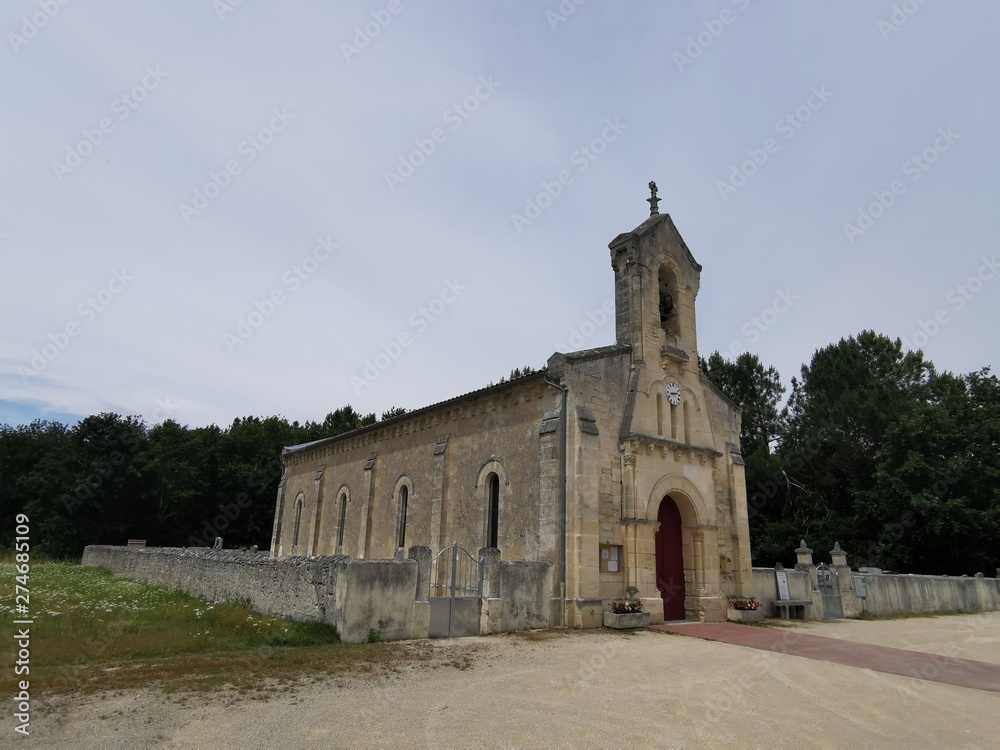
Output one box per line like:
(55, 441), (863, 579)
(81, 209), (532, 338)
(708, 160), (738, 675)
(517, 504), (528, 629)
(854, 573), (1000, 616)
(82, 545), (334, 623)
(753, 567), (813, 617)
(326, 558), (418, 643)
(82, 545), (553, 642)
(82, 545), (417, 643)
(751, 564), (1000, 619)
(499, 561), (553, 631)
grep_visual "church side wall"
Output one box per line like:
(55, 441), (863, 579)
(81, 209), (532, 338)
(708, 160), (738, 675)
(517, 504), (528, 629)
(277, 379), (561, 563)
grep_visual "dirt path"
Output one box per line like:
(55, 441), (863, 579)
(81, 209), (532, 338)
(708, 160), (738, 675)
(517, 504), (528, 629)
(24, 612), (1000, 749)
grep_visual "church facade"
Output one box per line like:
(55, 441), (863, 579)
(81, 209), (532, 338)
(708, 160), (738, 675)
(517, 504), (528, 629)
(270, 194), (754, 626)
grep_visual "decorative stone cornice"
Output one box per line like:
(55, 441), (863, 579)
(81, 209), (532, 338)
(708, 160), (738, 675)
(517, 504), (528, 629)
(283, 379), (550, 465)
(623, 432), (723, 462)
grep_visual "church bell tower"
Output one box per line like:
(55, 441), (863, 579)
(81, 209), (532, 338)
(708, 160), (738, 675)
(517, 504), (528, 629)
(609, 181), (702, 368)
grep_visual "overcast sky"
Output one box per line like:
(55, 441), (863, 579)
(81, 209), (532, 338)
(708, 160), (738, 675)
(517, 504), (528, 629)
(2, 1), (997, 429)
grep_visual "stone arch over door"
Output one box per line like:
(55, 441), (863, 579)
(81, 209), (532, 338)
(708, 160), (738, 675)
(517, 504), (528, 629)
(644, 475), (710, 621)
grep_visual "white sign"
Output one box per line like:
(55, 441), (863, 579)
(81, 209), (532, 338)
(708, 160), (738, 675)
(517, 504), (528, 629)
(776, 569), (790, 600)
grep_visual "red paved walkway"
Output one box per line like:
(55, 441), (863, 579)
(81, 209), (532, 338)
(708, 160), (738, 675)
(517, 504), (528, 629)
(652, 623), (1000, 693)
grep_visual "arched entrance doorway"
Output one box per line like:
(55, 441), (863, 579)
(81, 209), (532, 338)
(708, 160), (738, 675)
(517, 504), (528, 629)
(655, 495), (686, 621)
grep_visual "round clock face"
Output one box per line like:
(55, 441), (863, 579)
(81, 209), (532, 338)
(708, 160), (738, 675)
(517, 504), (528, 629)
(666, 382), (682, 405)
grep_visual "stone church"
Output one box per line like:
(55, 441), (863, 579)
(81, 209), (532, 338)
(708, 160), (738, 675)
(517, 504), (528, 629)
(270, 186), (754, 626)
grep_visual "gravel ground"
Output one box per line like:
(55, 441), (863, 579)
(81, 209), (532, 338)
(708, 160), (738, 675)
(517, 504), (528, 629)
(22, 612), (1000, 749)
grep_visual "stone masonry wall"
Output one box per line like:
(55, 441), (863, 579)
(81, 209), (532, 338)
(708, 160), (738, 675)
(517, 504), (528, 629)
(82, 545), (418, 643)
(752, 566), (1000, 619)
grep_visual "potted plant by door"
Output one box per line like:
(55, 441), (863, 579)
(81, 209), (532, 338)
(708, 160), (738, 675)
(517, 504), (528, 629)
(604, 598), (650, 629)
(726, 596), (764, 623)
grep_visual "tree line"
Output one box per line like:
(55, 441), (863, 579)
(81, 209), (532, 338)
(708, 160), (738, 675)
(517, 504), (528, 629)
(701, 330), (999, 575)
(1, 332), (997, 575)
(0, 406), (400, 559)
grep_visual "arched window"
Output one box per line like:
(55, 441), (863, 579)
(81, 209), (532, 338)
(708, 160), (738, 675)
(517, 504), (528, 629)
(292, 493), (304, 553)
(337, 492), (348, 549)
(656, 392), (664, 437)
(476, 459), (507, 549)
(487, 473), (500, 548)
(397, 485), (408, 549)
(658, 265), (679, 337)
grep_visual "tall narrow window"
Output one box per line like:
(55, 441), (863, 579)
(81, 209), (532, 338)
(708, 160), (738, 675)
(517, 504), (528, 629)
(337, 493), (348, 549)
(292, 494), (304, 552)
(487, 473), (500, 548)
(397, 485), (408, 549)
(656, 393), (664, 436)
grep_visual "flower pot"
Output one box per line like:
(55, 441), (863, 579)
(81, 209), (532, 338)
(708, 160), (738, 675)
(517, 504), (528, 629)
(604, 611), (651, 629)
(726, 607), (764, 624)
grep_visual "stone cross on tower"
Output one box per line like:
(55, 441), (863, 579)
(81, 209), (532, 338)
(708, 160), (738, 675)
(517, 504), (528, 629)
(647, 180), (660, 216)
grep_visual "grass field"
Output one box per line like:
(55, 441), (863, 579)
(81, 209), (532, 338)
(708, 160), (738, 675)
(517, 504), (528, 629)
(2, 559), (426, 697)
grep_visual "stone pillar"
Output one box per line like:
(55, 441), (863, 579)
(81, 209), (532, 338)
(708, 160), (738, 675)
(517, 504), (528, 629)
(630, 272), (645, 363)
(307, 467), (325, 557)
(830, 541), (848, 568)
(693, 530), (705, 593)
(479, 547), (501, 598)
(269, 471), (287, 558)
(408, 546), (431, 639)
(622, 453), (637, 519)
(536, 406), (563, 625)
(357, 454), (376, 559)
(409, 546), (431, 602)
(479, 547), (502, 634)
(795, 539), (818, 590)
(429, 437), (448, 553)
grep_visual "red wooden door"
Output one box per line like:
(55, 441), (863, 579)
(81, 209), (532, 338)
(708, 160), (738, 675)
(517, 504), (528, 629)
(655, 496), (686, 621)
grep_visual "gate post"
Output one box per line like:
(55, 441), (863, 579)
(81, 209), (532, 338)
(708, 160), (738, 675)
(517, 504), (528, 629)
(479, 547), (502, 635)
(409, 546), (431, 602)
(409, 546), (431, 639)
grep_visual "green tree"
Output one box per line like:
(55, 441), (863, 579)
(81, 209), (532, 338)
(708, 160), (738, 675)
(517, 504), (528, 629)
(700, 351), (789, 564)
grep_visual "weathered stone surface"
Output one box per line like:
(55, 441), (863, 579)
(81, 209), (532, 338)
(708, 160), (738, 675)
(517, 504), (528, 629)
(269, 206), (756, 628)
(603, 611), (650, 628)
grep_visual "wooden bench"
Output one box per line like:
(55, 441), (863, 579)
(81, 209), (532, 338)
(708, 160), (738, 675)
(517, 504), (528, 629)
(127, 539), (146, 547)
(772, 600), (812, 620)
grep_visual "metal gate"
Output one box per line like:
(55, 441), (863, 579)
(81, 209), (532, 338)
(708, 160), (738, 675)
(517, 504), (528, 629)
(817, 563), (844, 619)
(429, 542), (482, 638)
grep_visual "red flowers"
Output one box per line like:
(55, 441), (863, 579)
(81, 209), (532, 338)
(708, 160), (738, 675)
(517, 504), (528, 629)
(610, 599), (644, 614)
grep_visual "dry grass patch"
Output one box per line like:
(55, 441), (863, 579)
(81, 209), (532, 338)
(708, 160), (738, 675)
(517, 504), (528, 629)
(0, 560), (441, 697)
